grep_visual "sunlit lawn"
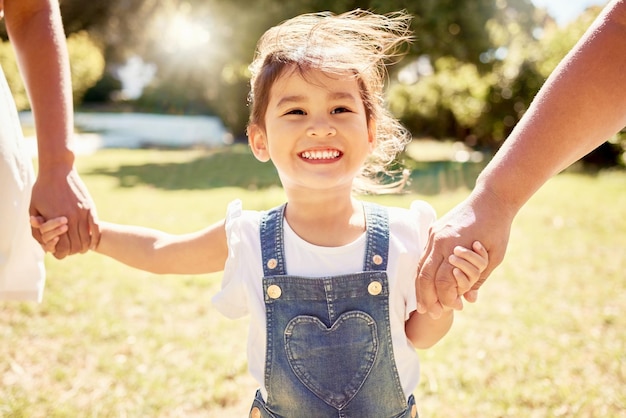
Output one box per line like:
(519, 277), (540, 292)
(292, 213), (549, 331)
(1, 146), (625, 417)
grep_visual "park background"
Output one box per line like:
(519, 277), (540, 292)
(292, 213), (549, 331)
(1, 0), (625, 416)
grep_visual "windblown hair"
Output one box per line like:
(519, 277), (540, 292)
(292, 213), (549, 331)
(247, 10), (414, 194)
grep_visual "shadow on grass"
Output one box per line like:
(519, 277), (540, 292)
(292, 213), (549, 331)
(405, 159), (487, 195)
(87, 145), (282, 190)
(85, 144), (498, 194)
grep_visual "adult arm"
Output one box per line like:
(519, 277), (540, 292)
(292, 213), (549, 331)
(416, 0), (626, 317)
(4, 0), (99, 258)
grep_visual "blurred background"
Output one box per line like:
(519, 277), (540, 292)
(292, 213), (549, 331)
(1, 0), (623, 171)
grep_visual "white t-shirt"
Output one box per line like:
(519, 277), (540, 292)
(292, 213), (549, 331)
(212, 199), (436, 401)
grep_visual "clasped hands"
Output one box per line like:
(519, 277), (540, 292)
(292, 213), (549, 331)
(29, 167), (99, 259)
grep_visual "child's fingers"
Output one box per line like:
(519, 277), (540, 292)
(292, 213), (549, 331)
(29, 216), (67, 254)
(44, 217), (69, 234)
(453, 244), (488, 273)
(452, 267), (471, 293)
(42, 223), (68, 244)
(30, 216), (69, 242)
(42, 237), (60, 253)
(472, 241), (489, 262)
(449, 254), (480, 291)
(29, 216), (45, 228)
(31, 216), (68, 234)
(30, 216), (68, 256)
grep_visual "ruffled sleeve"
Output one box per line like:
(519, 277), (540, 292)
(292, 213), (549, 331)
(398, 200), (437, 319)
(211, 199), (250, 319)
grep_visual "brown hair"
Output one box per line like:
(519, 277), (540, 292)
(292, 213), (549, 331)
(248, 10), (413, 193)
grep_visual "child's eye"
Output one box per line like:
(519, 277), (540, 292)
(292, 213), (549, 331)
(285, 109), (305, 115)
(331, 107), (351, 114)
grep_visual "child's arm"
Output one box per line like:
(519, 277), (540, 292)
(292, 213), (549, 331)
(406, 241), (488, 349)
(31, 216), (228, 275)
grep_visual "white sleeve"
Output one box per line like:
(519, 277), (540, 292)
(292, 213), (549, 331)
(410, 199), (437, 240)
(211, 199), (249, 319)
(403, 201), (437, 318)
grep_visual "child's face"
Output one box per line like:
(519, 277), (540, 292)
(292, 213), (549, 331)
(249, 67), (376, 195)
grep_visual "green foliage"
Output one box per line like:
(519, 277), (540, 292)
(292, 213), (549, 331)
(82, 72), (123, 103)
(0, 31), (105, 110)
(56, 0), (539, 137)
(389, 57), (494, 142)
(0, 39), (27, 109)
(474, 59), (545, 146)
(388, 4), (615, 151)
(67, 31), (106, 104)
(135, 81), (216, 116)
(535, 7), (602, 78)
(387, 0), (540, 147)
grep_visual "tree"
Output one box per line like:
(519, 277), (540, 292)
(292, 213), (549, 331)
(9, 0), (616, 161)
(387, 0), (545, 147)
(0, 30), (104, 110)
(46, 0), (540, 137)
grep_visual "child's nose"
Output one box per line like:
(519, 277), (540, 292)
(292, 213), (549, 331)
(306, 117), (337, 137)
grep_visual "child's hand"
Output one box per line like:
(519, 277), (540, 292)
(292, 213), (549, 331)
(30, 216), (69, 254)
(447, 241), (489, 302)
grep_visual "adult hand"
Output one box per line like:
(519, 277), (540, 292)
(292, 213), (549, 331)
(29, 165), (99, 259)
(415, 187), (514, 318)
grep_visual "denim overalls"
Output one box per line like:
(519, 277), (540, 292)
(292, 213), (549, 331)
(249, 202), (418, 418)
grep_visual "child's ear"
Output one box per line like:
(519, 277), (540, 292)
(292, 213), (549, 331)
(367, 119), (377, 153)
(248, 124), (270, 162)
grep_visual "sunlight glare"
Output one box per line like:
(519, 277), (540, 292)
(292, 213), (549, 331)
(163, 12), (211, 53)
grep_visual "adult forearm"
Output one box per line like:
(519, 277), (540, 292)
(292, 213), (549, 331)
(4, 0), (74, 170)
(477, 0), (626, 216)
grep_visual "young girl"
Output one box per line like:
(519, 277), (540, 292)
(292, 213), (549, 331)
(34, 10), (488, 418)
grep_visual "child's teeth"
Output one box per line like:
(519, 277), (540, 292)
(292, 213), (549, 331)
(302, 150), (339, 159)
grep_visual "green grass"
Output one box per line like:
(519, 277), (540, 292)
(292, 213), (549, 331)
(1, 147), (625, 417)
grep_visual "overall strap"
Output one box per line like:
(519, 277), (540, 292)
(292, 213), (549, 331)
(259, 202), (390, 275)
(362, 201), (390, 272)
(259, 204), (287, 276)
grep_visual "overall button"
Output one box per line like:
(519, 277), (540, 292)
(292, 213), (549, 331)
(267, 284), (282, 299)
(267, 258), (278, 269)
(250, 406), (261, 418)
(368, 281), (382, 295)
(372, 254), (383, 265)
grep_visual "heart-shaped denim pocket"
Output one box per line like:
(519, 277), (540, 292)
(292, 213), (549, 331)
(284, 311), (378, 409)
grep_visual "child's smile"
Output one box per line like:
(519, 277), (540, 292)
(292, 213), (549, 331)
(299, 148), (342, 162)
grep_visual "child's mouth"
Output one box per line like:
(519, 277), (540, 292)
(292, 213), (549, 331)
(299, 150), (342, 160)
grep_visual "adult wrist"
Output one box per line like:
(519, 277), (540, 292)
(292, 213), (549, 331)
(36, 146), (75, 173)
(471, 172), (523, 223)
